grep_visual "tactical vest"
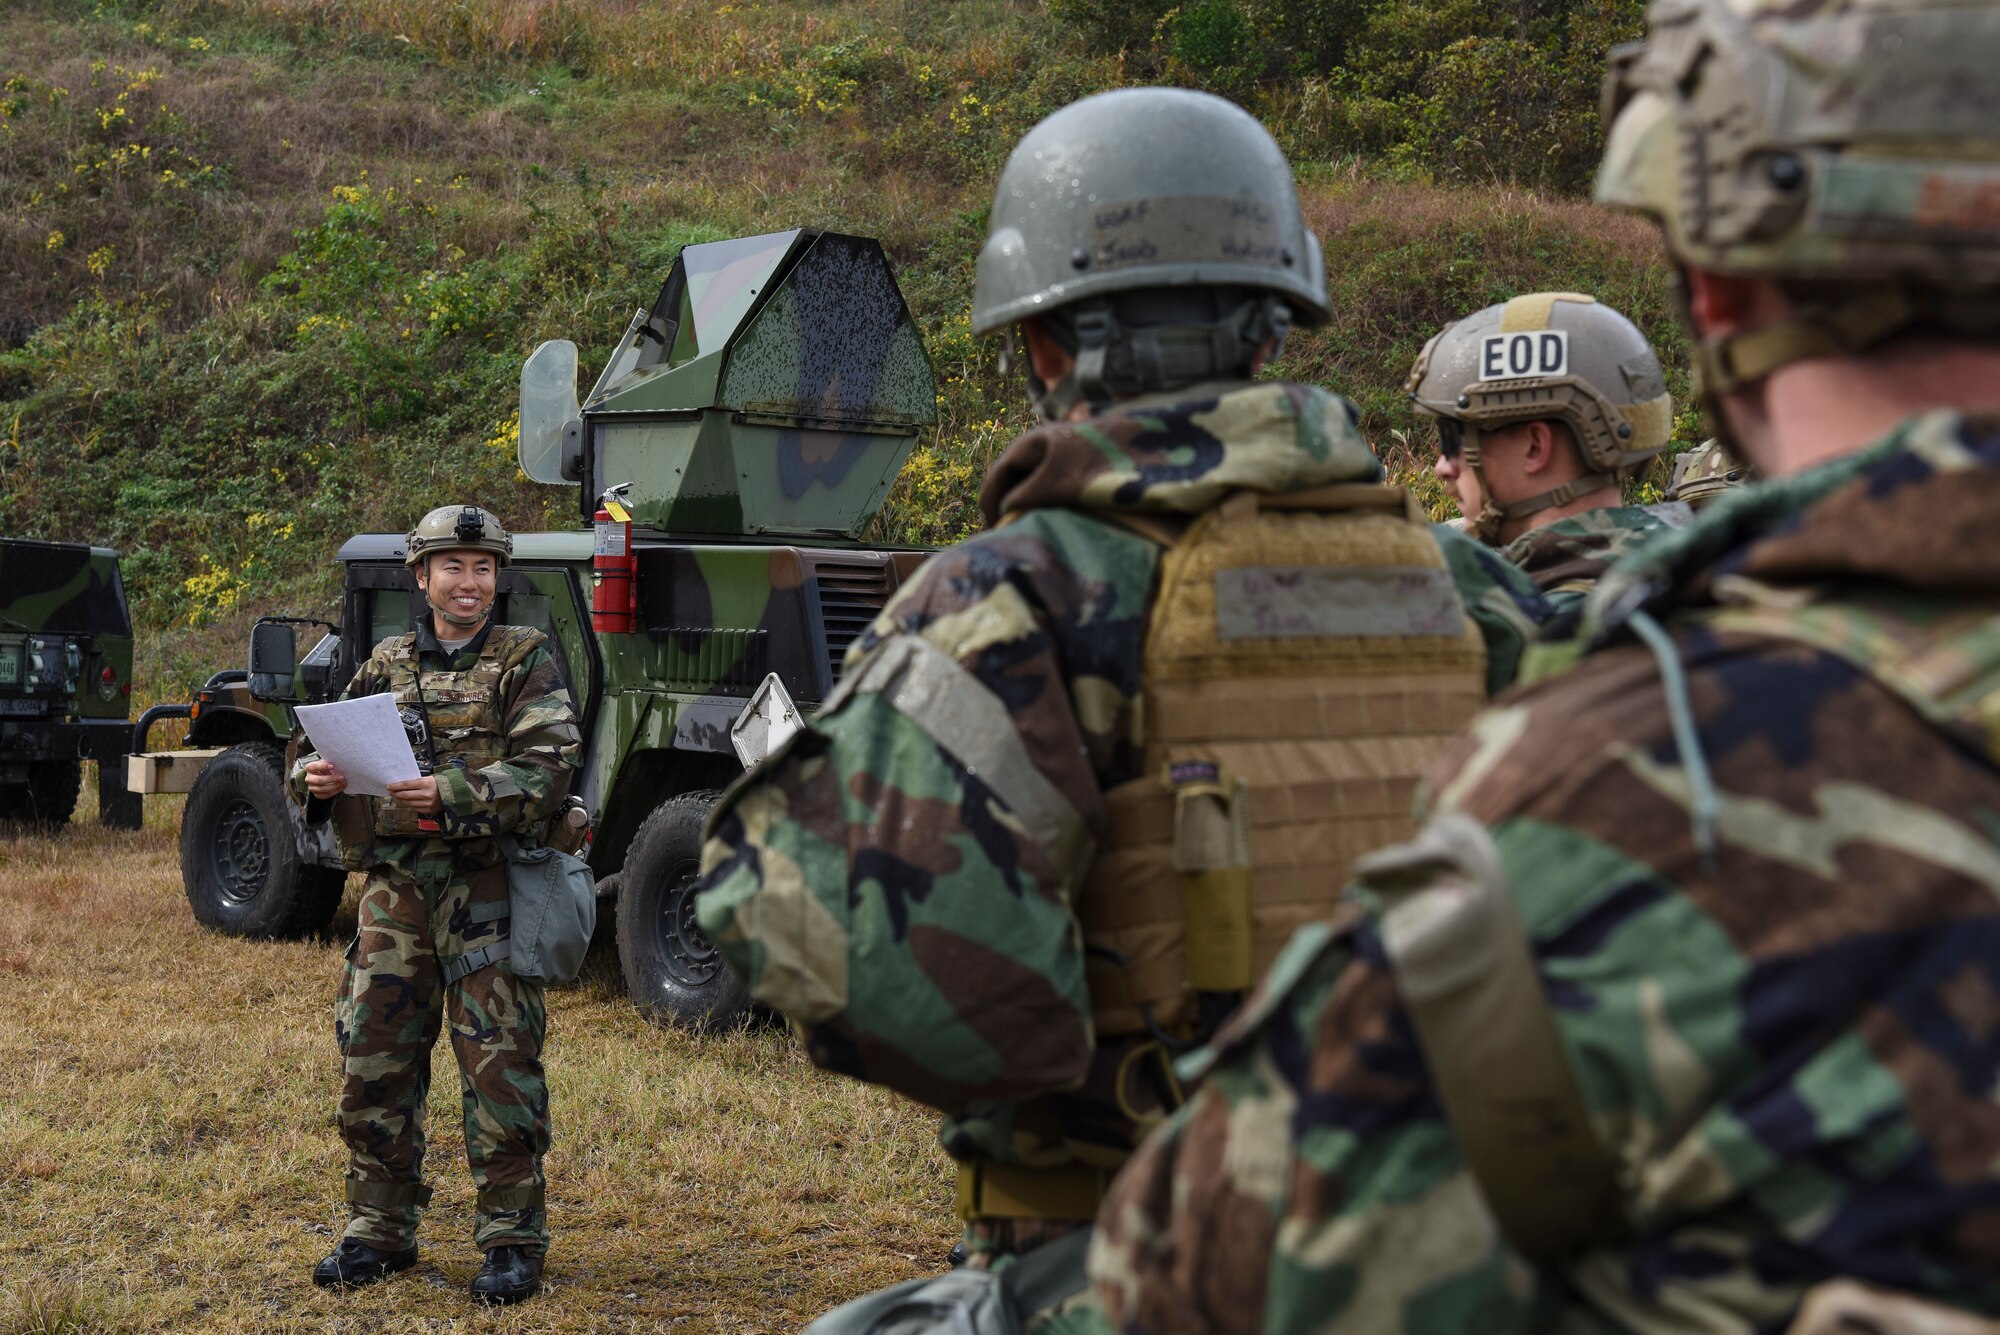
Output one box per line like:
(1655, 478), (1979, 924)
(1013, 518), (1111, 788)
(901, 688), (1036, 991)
(1075, 484), (1489, 1041)
(329, 625), (544, 857)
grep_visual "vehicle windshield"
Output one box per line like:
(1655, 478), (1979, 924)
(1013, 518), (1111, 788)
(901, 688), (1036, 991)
(653, 230), (801, 367)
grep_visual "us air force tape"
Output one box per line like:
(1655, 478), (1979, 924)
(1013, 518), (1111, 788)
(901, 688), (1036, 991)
(1478, 329), (1568, 381)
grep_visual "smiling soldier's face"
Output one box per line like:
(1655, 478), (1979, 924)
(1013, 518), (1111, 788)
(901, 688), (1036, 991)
(417, 550), (497, 629)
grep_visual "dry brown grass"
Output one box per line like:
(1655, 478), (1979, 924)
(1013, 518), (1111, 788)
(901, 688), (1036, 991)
(0, 797), (954, 1333)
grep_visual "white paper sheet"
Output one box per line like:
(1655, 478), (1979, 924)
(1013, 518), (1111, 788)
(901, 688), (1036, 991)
(295, 692), (422, 799)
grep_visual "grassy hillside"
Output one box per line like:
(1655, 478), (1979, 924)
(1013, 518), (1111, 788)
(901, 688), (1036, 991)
(1, 0), (1688, 703)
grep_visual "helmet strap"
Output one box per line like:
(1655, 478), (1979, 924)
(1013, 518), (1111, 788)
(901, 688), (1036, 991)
(1696, 286), (1915, 396)
(435, 603), (491, 630)
(1676, 269), (1918, 456)
(1022, 295), (1293, 423)
(1461, 428), (1616, 545)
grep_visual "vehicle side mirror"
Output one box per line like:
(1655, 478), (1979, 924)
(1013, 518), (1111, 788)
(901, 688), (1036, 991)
(519, 339), (581, 485)
(297, 632), (339, 702)
(248, 620), (297, 701)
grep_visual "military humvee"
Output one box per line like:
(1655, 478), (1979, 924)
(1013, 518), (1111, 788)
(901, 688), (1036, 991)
(131, 229), (935, 1028)
(0, 539), (140, 828)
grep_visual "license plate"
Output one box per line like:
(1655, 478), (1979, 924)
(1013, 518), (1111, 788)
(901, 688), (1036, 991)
(0, 698), (46, 716)
(0, 648), (17, 687)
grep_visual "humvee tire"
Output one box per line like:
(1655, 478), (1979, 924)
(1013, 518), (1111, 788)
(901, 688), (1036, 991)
(618, 789), (750, 1031)
(181, 741), (346, 938)
(11, 760), (82, 827)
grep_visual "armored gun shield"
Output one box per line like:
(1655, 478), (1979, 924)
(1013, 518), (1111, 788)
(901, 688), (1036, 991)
(525, 229), (938, 540)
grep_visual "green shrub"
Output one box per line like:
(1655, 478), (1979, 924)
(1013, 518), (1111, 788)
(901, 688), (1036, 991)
(1049, 0), (1645, 193)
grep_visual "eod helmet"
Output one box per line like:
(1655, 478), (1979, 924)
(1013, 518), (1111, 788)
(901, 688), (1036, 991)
(1407, 292), (1672, 542)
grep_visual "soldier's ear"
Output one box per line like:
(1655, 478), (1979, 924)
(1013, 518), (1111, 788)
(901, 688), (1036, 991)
(1020, 318), (1073, 387)
(1519, 421), (1562, 477)
(414, 557), (430, 590)
(1684, 267), (1784, 340)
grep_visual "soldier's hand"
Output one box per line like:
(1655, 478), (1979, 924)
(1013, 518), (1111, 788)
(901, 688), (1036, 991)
(385, 775), (441, 814)
(304, 759), (348, 799)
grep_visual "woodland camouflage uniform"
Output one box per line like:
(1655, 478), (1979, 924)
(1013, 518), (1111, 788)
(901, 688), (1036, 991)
(294, 615), (580, 1255)
(1073, 0), (2000, 1328)
(1079, 408), (2000, 1332)
(1498, 505), (1678, 619)
(697, 377), (1552, 1258)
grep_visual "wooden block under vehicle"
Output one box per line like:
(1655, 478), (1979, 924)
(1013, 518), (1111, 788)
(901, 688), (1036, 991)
(126, 748), (225, 795)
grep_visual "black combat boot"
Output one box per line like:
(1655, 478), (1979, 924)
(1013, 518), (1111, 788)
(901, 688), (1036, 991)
(311, 1238), (418, 1289)
(469, 1245), (543, 1305)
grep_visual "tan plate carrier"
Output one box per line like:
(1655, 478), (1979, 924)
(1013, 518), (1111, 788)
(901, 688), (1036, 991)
(1078, 483), (1488, 1040)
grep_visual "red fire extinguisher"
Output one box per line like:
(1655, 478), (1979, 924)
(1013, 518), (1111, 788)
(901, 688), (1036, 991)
(592, 485), (637, 635)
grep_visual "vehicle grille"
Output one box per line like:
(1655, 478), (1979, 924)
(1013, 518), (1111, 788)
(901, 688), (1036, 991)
(660, 627), (769, 693)
(812, 558), (894, 686)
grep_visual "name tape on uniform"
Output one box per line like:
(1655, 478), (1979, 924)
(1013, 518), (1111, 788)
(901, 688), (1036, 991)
(1478, 329), (1568, 382)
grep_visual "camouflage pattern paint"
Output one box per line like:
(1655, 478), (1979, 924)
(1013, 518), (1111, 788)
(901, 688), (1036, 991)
(0, 538), (132, 724)
(585, 230), (937, 539)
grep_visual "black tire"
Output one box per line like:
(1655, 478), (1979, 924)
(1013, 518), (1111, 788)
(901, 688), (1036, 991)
(19, 760), (81, 827)
(180, 741), (346, 939)
(617, 789), (749, 1032)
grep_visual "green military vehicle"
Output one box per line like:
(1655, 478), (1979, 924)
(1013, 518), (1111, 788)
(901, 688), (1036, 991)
(1, 538), (141, 828)
(131, 228), (935, 1027)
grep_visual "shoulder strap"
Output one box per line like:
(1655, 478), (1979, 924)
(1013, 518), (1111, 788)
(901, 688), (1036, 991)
(1083, 484), (1423, 550)
(1090, 511), (1186, 549)
(1361, 814), (1626, 1263)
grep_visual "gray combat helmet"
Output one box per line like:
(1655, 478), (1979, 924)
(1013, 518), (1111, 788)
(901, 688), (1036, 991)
(974, 87), (1330, 419)
(1407, 292), (1673, 543)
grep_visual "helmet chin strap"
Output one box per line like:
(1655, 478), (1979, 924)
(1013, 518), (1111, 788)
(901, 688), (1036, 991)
(1460, 426), (1615, 546)
(434, 601), (491, 630)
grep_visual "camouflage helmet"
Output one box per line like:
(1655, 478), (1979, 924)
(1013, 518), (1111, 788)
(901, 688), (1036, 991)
(1665, 439), (1753, 511)
(1596, 0), (2000, 392)
(1407, 292), (1673, 543)
(405, 505), (512, 569)
(973, 88), (1330, 418)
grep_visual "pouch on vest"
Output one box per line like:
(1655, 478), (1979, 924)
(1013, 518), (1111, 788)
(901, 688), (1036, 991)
(499, 833), (598, 985)
(330, 796), (375, 871)
(1169, 761), (1253, 1009)
(1079, 484), (1489, 1045)
(803, 1227), (1092, 1335)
